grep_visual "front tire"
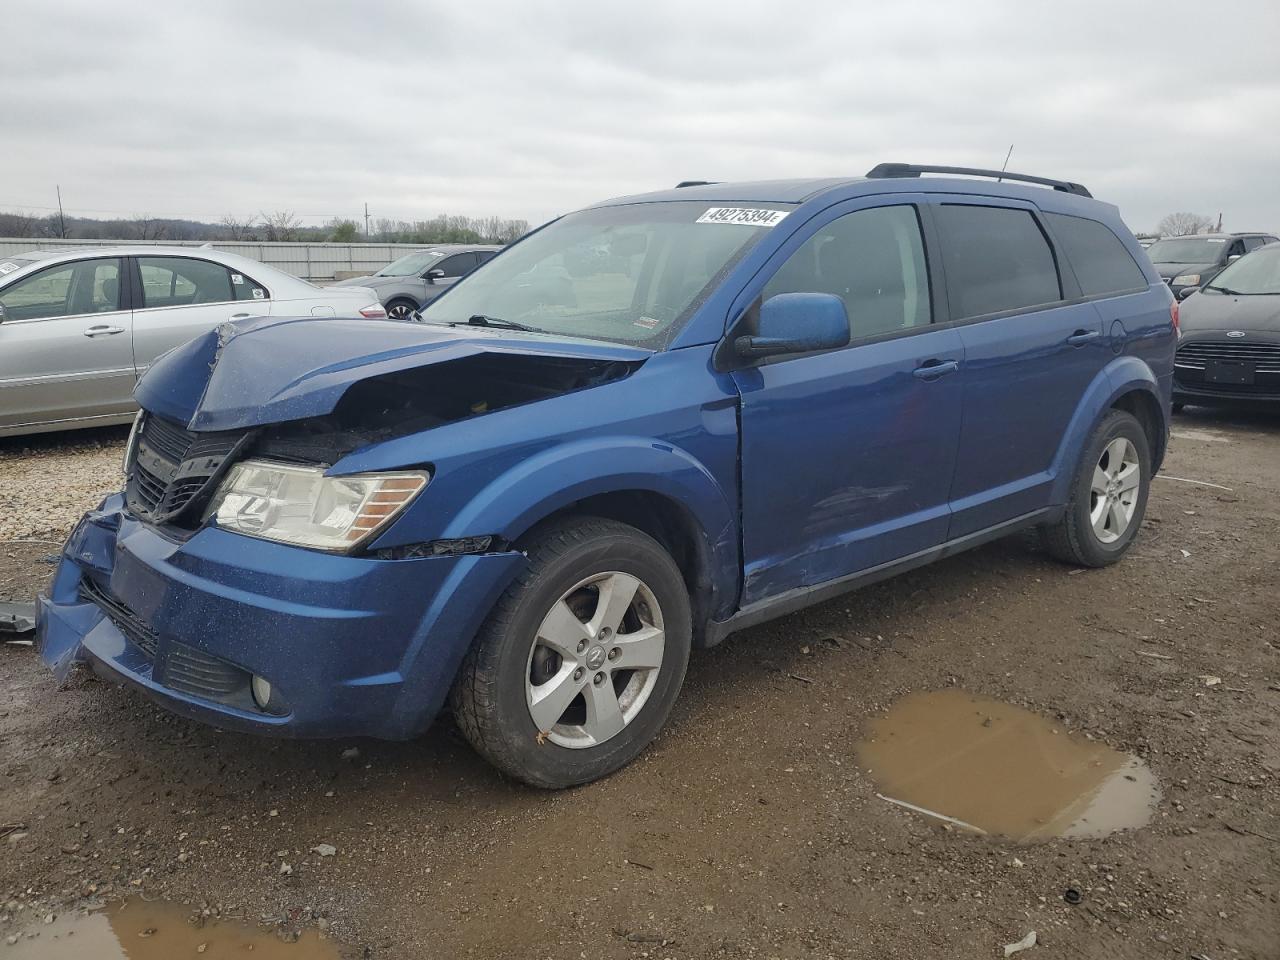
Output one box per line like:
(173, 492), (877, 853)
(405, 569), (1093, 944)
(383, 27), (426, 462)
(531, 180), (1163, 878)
(385, 298), (419, 321)
(450, 517), (691, 788)
(1041, 409), (1151, 567)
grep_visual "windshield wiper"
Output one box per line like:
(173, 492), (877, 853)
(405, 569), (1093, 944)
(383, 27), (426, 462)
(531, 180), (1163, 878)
(1205, 284), (1242, 295)
(457, 314), (542, 333)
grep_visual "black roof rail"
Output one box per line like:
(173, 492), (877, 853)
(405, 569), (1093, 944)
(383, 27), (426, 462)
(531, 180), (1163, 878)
(865, 163), (1092, 198)
(675, 180), (718, 188)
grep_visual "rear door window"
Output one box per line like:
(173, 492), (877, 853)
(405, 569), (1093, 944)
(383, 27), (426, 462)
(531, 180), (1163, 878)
(138, 257), (236, 308)
(1045, 213), (1148, 297)
(763, 204), (931, 340)
(934, 205), (1061, 320)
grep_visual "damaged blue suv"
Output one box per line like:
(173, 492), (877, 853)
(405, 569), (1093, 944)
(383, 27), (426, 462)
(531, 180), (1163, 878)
(38, 164), (1177, 788)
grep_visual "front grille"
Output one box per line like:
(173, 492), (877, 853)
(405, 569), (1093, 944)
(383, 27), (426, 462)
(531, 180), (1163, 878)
(1175, 340), (1280, 372)
(79, 576), (158, 660)
(125, 414), (253, 523)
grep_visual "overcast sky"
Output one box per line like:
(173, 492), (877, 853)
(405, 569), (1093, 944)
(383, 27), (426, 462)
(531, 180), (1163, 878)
(4, 1), (1279, 234)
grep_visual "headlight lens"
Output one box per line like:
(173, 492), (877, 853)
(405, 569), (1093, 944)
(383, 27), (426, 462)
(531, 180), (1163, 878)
(1172, 273), (1201, 286)
(204, 460), (428, 551)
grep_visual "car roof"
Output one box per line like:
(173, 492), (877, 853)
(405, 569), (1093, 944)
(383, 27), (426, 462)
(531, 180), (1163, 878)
(596, 178), (860, 206)
(0, 246), (319, 295)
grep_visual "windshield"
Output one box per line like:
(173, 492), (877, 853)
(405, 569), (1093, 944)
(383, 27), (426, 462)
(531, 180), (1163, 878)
(0, 258), (35, 279)
(1146, 237), (1227, 264)
(375, 251), (443, 277)
(417, 201), (794, 346)
(1205, 247), (1280, 295)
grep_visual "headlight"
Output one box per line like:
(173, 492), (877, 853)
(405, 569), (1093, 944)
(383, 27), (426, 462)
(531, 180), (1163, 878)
(204, 460), (428, 551)
(1172, 273), (1201, 286)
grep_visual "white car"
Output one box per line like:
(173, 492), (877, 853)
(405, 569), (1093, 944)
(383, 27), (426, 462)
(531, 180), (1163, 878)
(0, 246), (386, 438)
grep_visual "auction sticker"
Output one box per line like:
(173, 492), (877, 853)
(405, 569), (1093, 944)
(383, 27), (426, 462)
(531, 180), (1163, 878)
(0, 261), (19, 275)
(696, 207), (789, 228)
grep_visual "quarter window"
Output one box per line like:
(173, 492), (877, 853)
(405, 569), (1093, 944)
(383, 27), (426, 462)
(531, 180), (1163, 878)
(934, 205), (1061, 319)
(1045, 213), (1147, 297)
(763, 205), (931, 339)
(0, 258), (122, 322)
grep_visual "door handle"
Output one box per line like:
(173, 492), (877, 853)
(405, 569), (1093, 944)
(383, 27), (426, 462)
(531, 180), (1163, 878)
(912, 359), (959, 381)
(229, 312), (251, 320)
(83, 324), (126, 338)
(1066, 329), (1101, 346)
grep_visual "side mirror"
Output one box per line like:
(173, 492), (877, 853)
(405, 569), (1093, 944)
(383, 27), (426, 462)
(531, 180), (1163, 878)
(735, 292), (850, 360)
(425, 268), (446, 283)
(1177, 285), (1200, 300)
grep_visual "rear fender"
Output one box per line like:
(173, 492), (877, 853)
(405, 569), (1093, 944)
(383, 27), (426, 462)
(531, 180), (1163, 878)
(1049, 357), (1168, 503)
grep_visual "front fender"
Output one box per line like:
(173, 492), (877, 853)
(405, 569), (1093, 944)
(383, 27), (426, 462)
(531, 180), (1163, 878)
(1049, 356), (1169, 503)
(441, 436), (739, 617)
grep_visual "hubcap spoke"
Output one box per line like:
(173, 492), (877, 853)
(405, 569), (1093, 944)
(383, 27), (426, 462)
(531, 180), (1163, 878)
(1108, 498), (1131, 537)
(1091, 464), (1109, 495)
(1090, 498), (1110, 539)
(1104, 438), (1128, 478)
(528, 665), (585, 732)
(610, 625), (665, 671)
(583, 678), (626, 743)
(1115, 461), (1140, 492)
(537, 599), (592, 657)
(589, 573), (640, 636)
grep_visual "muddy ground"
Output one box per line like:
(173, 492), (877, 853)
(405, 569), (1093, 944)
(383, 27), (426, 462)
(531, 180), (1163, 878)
(1, 408), (1277, 959)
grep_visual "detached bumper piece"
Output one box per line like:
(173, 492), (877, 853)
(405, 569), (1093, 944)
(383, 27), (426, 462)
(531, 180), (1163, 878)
(77, 576), (273, 710)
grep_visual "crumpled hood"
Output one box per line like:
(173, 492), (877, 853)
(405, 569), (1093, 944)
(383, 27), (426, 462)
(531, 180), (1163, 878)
(135, 316), (651, 432)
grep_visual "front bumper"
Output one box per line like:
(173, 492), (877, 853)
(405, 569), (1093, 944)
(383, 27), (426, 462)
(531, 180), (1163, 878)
(37, 494), (524, 739)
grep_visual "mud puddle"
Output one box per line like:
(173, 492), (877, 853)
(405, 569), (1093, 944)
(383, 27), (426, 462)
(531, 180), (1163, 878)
(857, 689), (1159, 841)
(4, 898), (339, 959)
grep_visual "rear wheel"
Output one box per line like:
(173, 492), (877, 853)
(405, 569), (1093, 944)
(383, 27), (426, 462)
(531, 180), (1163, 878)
(1041, 409), (1151, 567)
(450, 517), (691, 788)
(385, 298), (418, 320)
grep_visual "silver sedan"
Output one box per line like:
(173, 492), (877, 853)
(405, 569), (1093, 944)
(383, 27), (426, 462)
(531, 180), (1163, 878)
(0, 246), (386, 437)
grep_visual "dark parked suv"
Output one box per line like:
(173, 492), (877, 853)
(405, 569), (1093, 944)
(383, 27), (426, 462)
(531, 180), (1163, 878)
(1147, 232), (1278, 300)
(39, 164), (1176, 788)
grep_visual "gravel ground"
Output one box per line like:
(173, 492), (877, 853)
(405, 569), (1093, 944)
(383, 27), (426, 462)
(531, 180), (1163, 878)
(0, 409), (1277, 959)
(0, 426), (130, 543)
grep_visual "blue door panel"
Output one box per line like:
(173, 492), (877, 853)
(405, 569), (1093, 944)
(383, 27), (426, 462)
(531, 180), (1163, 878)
(733, 327), (964, 603)
(948, 301), (1107, 536)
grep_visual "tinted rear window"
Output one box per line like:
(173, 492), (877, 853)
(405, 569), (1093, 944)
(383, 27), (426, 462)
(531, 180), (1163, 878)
(1046, 213), (1147, 297)
(934, 205), (1061, 320)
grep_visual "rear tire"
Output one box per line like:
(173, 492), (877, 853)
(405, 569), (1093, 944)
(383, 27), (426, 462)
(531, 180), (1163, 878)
(1041, 409), (1151, 568)
(450, 517), (691, 788)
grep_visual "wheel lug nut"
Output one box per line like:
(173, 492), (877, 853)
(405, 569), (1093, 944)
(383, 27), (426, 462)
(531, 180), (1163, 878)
(573, 667), (584, 681)
(576, 640), (587, 653)
(600, 627), (612, 640)
(607, 648), (620, 660)
(593, 672), (605, 685)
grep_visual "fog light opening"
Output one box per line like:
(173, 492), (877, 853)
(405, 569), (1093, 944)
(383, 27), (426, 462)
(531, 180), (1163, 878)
(251, 675), (273, 710)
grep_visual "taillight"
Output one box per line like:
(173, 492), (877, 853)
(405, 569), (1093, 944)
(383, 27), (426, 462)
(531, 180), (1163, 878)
(358, 302), (388, 319)
(1170, 299), (1180, 336)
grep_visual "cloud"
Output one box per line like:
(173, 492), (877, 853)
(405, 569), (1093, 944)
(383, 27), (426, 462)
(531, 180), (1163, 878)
(3, 0), (1278, 232)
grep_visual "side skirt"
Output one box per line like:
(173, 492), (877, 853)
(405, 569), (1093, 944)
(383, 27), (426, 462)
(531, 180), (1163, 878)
(703, 507), (1061, 647)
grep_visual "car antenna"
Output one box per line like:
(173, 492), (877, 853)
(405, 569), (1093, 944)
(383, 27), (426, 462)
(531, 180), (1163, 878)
(998, 144), (1013, 182)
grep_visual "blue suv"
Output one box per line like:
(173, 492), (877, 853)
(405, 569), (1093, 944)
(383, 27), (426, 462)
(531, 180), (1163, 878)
(37, 164), (1177, 788)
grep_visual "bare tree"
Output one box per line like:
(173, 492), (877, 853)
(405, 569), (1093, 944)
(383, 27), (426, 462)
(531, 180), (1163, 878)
(0, 211), (40, 237)
(133, 215), (169, 241)
(220, 214), (255, 241)
(1156, 212), (1215, 237)
(260, 210), (302, 242)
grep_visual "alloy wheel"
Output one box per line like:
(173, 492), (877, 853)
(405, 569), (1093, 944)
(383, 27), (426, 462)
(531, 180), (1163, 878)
(1090, 436), (1141, 544)
(525, 571), (665, 749)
